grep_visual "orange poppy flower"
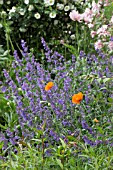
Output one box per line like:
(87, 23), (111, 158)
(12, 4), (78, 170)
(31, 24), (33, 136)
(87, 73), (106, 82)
(93, 118), (99, 123)
(72, 92), (83, 104)
(45, 82), (54, 91)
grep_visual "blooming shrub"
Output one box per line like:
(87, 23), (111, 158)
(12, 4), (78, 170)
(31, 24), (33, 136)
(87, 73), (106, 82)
(0, 0), (90, 57)
(69, 0), (113, 53)
(1, 38), (113, 151)
(0, 0), (113, 60)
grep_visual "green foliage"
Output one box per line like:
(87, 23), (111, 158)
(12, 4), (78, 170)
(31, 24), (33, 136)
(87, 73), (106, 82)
(0, 92), (17, 131)
(0, 0), (101, 64)
(104, 2), (113, 19)
(0, 45), (13, 80)
(0, 142), (113, 170)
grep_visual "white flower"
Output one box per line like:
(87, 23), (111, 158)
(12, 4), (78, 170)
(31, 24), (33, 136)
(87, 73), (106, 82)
(34, 12), (41, 19)
(24, 0), (29, 4)
(0, 0), (3, 4)
(102, 25), (108, 29)
(8, 16), (11, 19)
(44, 0), (55, 6)
(48, 103), (51, 106)
(28, 5), (34, 11)
(54, 20), (58, 25)
(48, 0), (55, 5)
(9, 6), (16, 14)
(12, 6), (16, 11)
(7, 1), (11, 4)
(19, 27), (27, 32)
(56, 3), (64, 10)
(0, 23), (3, 28)
(19, 8), (26, 15)
(70, 34), (75, 40)
(49, 11), (56, 18)
(64, 5), (70, 11)
(7, 102), (10, 106)
(1, 11), (7, 17)
(18, 88), (22, 91)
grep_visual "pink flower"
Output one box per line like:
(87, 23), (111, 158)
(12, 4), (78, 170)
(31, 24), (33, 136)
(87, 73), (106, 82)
(91, 31), (97, 38)
(60, 39), (64, 44)
(82, 8), (93, 23)
(95, 40), (104, 49)
(83, 15), (93, 23)
(84, 8), (92, 16)
(104, 0), (109, 6)
(97, 25), (110, 37)
(88, 23), (94, 28)
(108, 41), (113, 51)
(92, 1), (100, 14)
(69, 10), (83, 22)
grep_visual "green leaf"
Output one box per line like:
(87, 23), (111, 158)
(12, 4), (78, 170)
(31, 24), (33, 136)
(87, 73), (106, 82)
(0, 163), (9, 167)
(31, 139), (42, 143)
(63, 43), (78, 55)
(107, 97), (113, 103)
(56, 159), (63, 169)
(96, 78), (102, 83)
(0, 141), (4, 149)
(100, 87), (107, 91)
(96, 126), (104, 134)
(0, 57), (8, 60)
(60, 138), (66, 149)
(57, 146), (64, 155)
(104, 3), (113, 19)
(66, 135), (76, 141)
(0, 124), (7, 130)
(32, 128), (43, 135)
(79, 154), (89, 158)
(34, 0), (40, 3)
(41, 119), (46, 130)
(103, 78), (111, 83)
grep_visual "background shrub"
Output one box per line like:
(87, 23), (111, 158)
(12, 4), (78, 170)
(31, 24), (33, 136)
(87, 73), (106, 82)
(0, 0), (93, 57)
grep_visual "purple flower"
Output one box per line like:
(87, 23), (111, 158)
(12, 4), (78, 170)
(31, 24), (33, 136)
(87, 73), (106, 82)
(82, 135), (96, 147)
(81, 120), (95, 135)
(110, 36), (113, 41)
(21, 40), (28, 57)
(1, 38), (113, 152)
